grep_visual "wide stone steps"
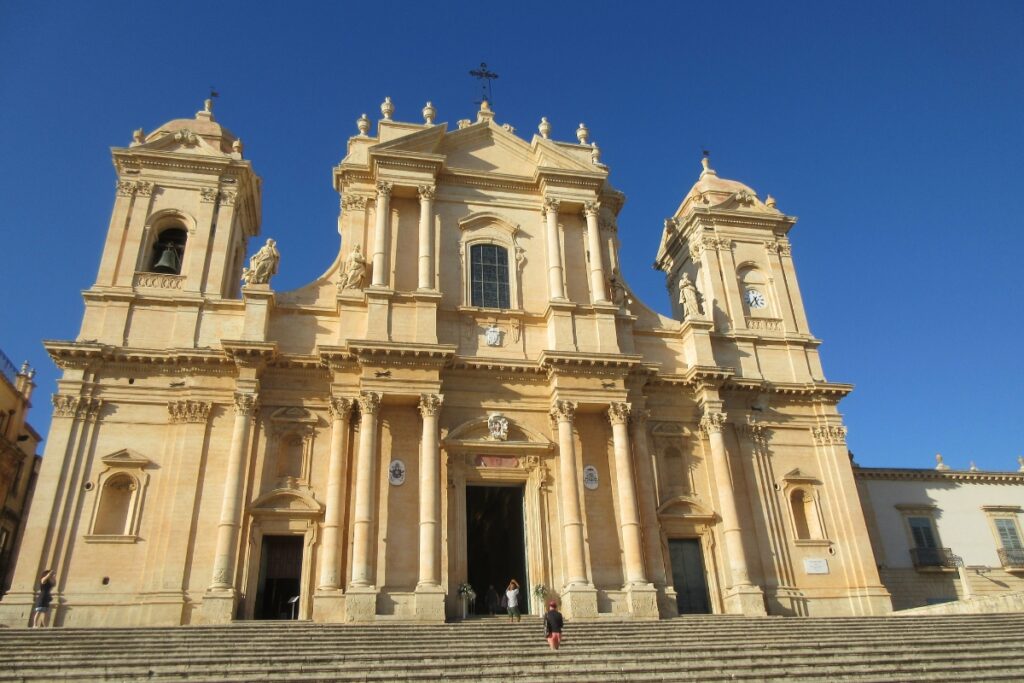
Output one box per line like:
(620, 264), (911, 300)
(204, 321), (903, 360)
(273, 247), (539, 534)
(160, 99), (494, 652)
(1, 614), (1023, 682)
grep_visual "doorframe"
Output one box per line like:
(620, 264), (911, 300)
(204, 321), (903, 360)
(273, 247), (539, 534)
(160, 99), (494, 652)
(658, 510), (724, 614)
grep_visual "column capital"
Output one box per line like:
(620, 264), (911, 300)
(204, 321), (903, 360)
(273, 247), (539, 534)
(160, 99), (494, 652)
(550, 399), (577, 424)
(582, 200), (600, 218)
(233, 392), (259, 416)
(630, 408), (650, 427)
(358, 391), (382, 415)
(812, 424), (848, 445)
(607, 401), (631, 426)
(417, 185), (436, 200)
(376, 180), (393, 198)
(329, 396), (354, 420)
(699, 411), (727, 435)
(169, 400), (212, 424)
(543, 197), (561, 215)
(418, 393), (444, 418)
(742, 421), (771, 446)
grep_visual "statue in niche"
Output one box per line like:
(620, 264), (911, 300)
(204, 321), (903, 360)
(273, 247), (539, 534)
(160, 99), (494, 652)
(487, 413), (509, 441)
(242, 238), (280, 286)
(342, 244), (368, 289)
(678, 273), (704, 319)
(609, 268), (627, 306)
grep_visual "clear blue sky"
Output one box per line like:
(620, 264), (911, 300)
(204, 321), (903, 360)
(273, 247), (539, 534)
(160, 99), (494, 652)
(1, 1), (1021, 471)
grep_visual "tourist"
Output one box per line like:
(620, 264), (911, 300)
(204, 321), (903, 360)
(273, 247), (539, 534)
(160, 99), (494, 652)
(544, 601), (564, 650)
(31, 569), (54, 628)
(485, 585), (500, 616)
(505, 579), (521, 623)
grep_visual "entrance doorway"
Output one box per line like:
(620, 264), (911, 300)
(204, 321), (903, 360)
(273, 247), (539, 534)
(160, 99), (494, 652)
(669, 538), (711, 614)
(466, 485), (528, 616)
(254, 535), (303, 620)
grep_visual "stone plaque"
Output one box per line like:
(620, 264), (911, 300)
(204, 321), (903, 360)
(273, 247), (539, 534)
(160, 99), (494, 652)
(474, 455), (518, 469)
(583, 465), (599, 490)
(388, 459), (406, 486)
(804, 558), (829, 575)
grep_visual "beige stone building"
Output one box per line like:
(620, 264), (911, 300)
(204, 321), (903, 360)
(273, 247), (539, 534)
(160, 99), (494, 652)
(0, 97), (892, 627)
(0, 353), (41, 593)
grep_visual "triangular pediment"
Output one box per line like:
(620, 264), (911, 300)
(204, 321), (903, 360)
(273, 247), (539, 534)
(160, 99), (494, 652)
(371, 123), (448, 155)
(439, 124), (537, 177)
(250, 487), (323, 516)
(135, 130), (230, 157)
(657, 494), (715, 521)
(100, 448), (151, 469)
(782, 468), (821, 485)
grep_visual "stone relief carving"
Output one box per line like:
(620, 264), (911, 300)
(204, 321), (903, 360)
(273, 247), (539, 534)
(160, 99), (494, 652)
(358, 391), (381, 415)
(550, 400), (577, 424)
(376, 180), (393, 198)
(52, 394), (80, 418)
(484, 324), (504, 347)
(219, 190), (237, 206)
(233, 392), (258, 416)
(417, 184), (436, 200)
(174, 129), (199, 147)
(812, 425), (848, 445)
(511, 319), (522, 343)
(487, 413), (509, 441)
(328, 397), (354, 420)
(765, 239), (792, 256)
(342, 194), (368, 211)
(340, 244), (367, 290)
(199, 187), (220, 203)
(418, 393), (443, 418)
(168, 400), (212, 424)
(699, 411), (727, 436)
(388, 460), (406, 486)
(677, 273), (705, 320)
(608, 268), (627, 306)
(607, 402), (631, 425)
(242, 238), (280, 287)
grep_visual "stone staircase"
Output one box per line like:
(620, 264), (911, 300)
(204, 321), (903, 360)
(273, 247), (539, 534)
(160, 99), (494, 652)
(1, 613), (1023, 682)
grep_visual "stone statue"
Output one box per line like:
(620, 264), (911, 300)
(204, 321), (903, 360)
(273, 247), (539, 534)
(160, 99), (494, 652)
(242, 239), (279, 286)
(678, 273), (704, 319)
(342, 244), (367, 289)
(609, 268), (627, 306)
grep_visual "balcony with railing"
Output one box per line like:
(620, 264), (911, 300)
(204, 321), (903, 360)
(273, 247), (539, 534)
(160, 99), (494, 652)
(0, 349), (18, 385)
(998, 548), (1024, 570)
(910, 546), (958, 570)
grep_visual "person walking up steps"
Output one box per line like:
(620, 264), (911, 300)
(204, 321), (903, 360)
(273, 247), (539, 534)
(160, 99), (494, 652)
(31, 569), (55, 628)
(505, 579), (521, 623)
(544, 601), (564, 651)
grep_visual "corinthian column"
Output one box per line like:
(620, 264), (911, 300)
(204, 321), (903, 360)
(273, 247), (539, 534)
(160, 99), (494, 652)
(701, 411), (751, 587)
(551, 400), (587, 585)
(371, 181), (393, 287)
(210, 392), (257, 589)
(417, 394), (443, 586)
(319, 397), (353, 590)
(417, 185), (436, 291)
(543, 198), (566, 300)
(584, 201), (608, 302)
(608, 403), (647, 584)
(350, 391), (381, 587)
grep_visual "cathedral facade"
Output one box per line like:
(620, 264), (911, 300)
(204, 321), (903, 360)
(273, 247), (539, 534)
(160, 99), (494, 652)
(0, 98), (891, 626)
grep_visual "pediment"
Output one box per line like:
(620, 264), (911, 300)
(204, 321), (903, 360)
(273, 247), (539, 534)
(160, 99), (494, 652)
(134, 130), (229, 157)
(657, 494), (715, 522)
(782, 468), (821, 486)
(250, 487), (323, 516)
(270, 406), (319, 425)
(532, 138), (598, 173)
(371, 123), (448, 155)
(444, 415), (554, 450)
(439, 124), (537, 177)
(100, 449), (151, 469)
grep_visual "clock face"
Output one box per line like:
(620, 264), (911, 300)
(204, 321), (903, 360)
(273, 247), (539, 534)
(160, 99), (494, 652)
(745, 289), (766, 309)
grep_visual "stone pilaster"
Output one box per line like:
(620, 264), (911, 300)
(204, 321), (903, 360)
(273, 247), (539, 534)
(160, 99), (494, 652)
(371, 182), (392, 288)
(584, 202), (608, 302)
(414, 393), (445, 621)
(347, 391), (381, 622)
(417, 185), (436, 291)
(543, 198), (565, 300)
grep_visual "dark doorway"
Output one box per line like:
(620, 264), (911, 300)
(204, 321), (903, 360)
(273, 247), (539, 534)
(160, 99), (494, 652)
(254, 535), (303, 620)
(466, 485), (528, 616)
(669, 538), (711, 614)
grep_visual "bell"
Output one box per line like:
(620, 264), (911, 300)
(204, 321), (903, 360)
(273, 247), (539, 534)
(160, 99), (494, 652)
(152, 244), (180, 274)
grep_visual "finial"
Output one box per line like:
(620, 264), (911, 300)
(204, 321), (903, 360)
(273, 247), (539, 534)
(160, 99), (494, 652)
(422, 101), (436, 125)
(232, 139), (243, 155)
(357, 113), (370, 136)
(538, 117), (551, 139)
(18, 361), (30, 376)
(380, 97), (394, 120)
(590, 142), (603, 166)
(457, 119), (471, 129)
(132, 128), (144, 145)
(700, 150), (717, 177)
(576, 122), (589, 145)
(935, 453), (950, 471)
(476, 99), (495, 123)
(969, 460), (978, 472)
(204, 98), (213, 114)
(766, 194), (777, 209)
(1018, 455), (1024, 473)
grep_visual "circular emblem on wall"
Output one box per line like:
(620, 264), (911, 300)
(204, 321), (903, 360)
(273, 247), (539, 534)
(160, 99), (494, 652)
(388, 459), (407, 486)
(583, 465), (599, 490)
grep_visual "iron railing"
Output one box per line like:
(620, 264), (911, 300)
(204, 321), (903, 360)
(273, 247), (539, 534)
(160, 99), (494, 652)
(0, 349), (18, 385)
(910, 546), (957, 568)
(998, 548), (1024, 569)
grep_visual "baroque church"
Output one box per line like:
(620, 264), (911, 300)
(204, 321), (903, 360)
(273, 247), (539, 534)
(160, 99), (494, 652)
(0, 97), (892, 626)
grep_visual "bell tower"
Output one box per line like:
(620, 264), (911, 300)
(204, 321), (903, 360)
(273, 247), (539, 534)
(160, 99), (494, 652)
(654, 156), (825, 383)
(81, 99), (262, 347)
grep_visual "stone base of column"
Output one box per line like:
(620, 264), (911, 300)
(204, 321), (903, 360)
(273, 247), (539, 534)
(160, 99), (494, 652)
(197, 588), (237, 624)
(723, 585), (767, 616)
(560, 584), (598, 620)
(413, 584), (446, 622)
(0, 594), (34, 628)
(656, 585), (680, 618)
(624, 583), (660, 619)
(312, 589), (347, 623)
(343, 586), (378, 622)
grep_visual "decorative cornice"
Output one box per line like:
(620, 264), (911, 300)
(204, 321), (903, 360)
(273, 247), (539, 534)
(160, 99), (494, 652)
(855, 467), (1024, 484)
(418, 393), (444, 418)
(812, 424), (848, 445)
(168, 400), (212, 424)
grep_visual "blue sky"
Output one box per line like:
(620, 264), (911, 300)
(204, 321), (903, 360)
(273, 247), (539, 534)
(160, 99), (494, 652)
(1, 1), (1021, 471)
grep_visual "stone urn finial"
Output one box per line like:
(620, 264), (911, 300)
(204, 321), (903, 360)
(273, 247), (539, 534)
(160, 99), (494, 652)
(935, 453), (950, 471)
(381, 97), (394, 120)
(233, 139), (243, 155)
(590, 142), (602, 166)
(969, 460), (979, 472)
(1018, 455), (1024, 473)
(422, 101), (436, 125)
(576, 122), (589, 145)
(538, 117), (551, 139)
(357, 113), (370, 136)
(132, 128), (144, 145)
(766, 194), (777, 209)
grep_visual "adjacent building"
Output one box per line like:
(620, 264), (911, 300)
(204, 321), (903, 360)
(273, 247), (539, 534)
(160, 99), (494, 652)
(0, 98), (892, 627)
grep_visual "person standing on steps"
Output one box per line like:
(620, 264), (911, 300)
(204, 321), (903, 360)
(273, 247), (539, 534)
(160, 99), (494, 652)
(31, 569), (55, 628)
(544, 601), (564, 651)
(505, 579), (521, 623)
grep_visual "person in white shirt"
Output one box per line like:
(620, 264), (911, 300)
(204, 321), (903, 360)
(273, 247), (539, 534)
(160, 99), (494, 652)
(505, 579), (521, 623)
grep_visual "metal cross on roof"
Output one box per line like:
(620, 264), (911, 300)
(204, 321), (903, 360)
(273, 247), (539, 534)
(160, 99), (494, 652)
(469, 62), (499, 105)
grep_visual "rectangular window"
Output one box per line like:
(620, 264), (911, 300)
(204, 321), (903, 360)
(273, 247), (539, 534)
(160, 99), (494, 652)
(995, 519), (1023, 550)
(908, 516), (938, 549)
(470, 244), (510, 309)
